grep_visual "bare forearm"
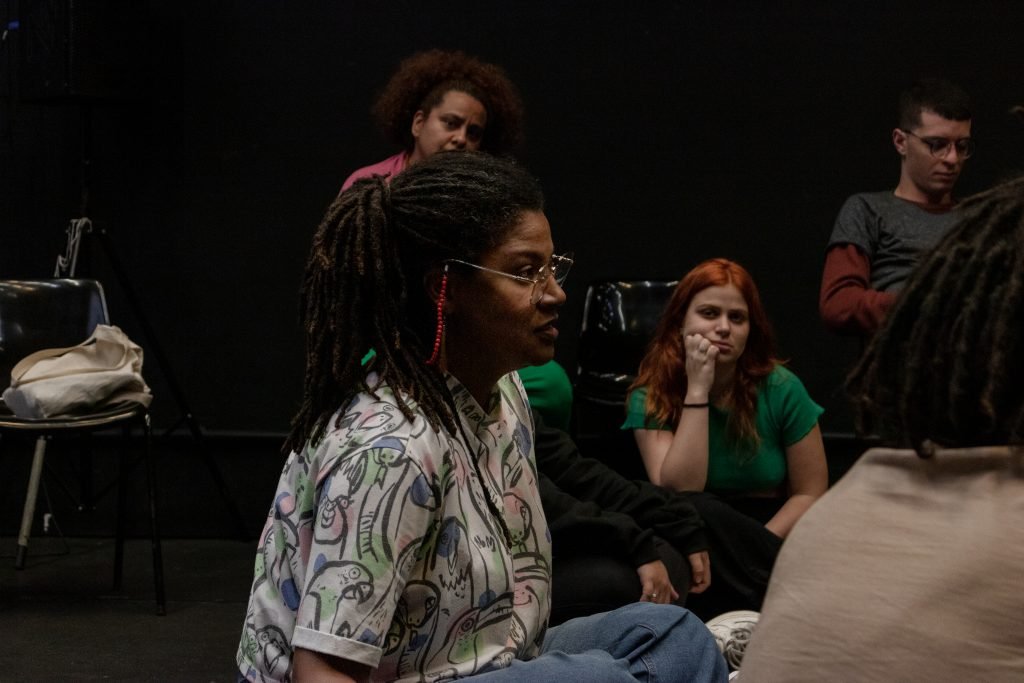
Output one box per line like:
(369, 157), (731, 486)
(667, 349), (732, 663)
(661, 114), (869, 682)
(660, 399), (710, 491)
(764, 493), (819, 539)
(768, 425), (828, 538)
(659, 370), (708, 489)
(293, 648), (370, 683)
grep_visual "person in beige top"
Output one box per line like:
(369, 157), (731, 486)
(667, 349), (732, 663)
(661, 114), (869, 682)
(738, 175), (1024, 682)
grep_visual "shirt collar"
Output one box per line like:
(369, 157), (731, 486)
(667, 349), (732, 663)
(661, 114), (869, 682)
(445, 373), (503, 434)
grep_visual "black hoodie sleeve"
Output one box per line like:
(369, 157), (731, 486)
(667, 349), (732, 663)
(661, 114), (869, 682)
(533, 410), (708, 557)
(539, 471), (661, 567)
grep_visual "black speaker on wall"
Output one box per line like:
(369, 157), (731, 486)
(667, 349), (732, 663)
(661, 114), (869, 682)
(19, 0), (146, 103)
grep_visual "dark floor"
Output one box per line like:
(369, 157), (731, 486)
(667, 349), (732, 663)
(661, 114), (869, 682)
(0, 428), (870, 680)
(0, 536), (257, 681)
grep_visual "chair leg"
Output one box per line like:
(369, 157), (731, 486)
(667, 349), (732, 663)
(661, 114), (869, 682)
(142, 414), (166, 615)
(113, 428), (129, 591)
(77, 434), (95, 512)
(16, 437), (48, 570)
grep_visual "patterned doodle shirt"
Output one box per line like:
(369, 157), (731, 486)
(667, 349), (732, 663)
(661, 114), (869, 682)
(236, 372), (552, 682)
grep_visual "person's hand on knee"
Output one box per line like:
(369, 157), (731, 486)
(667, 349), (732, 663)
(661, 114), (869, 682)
(688, 551), (711, 593)
(636, 559), (679, 604)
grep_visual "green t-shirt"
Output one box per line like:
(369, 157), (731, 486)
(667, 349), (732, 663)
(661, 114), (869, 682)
(517, 360), (573, 433)
(622, 365), (823, 493)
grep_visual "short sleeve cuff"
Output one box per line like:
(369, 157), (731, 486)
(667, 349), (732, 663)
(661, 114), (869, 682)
(785, 404), (825, 447)
(771, 368), (825, 446)
(621, 388), (670, 431)
(292, 626), (382, 669)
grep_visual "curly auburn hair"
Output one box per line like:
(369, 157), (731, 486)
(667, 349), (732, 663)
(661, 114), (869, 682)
(631, 258), (780, 454)
(371, 49), (525, 156)
(847, 176), (1024, 454)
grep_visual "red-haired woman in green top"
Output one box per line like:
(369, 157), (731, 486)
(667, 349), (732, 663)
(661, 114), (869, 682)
(623, 258), (827, 540)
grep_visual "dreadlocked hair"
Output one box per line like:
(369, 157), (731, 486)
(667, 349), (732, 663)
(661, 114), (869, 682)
(847, 175), (1024, 455)
(631, 258), (779, 457)
(283, 151), (544, 454)
(371, 49), (525, 156)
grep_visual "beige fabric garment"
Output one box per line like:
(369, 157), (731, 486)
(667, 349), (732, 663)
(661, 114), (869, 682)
(2, 324), (152, 418)
(740, 446), (1024, 682)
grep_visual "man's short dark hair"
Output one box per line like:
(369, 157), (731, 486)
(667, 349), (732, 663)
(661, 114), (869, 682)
(898, 78), (972, 129)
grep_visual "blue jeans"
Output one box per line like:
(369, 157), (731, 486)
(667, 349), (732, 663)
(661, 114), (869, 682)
(474, 603), (728, 682)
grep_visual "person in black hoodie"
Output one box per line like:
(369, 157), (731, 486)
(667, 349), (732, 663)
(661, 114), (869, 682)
(536, 410), (783, 623)
(533, 410), (710, 623)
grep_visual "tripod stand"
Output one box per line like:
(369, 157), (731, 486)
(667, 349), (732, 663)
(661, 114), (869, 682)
(50, 102), (250, 540)
(54, 217), (250, 540)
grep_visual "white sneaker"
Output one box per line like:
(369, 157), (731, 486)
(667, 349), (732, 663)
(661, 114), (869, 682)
(705, 610), (759, 671)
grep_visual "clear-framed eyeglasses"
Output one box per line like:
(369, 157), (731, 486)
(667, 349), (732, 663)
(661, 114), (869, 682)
(446, 252), (574, 304)
(900, 129), (975, 159)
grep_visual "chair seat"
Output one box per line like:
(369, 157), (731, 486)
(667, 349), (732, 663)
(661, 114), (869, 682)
(576, 371), (637, 405)
(0, 402), (145, 431)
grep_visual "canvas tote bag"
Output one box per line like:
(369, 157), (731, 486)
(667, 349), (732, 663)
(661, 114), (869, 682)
(2, 324), (153, 419)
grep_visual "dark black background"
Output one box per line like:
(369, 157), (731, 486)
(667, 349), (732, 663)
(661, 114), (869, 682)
(3, 1), (1023, 437)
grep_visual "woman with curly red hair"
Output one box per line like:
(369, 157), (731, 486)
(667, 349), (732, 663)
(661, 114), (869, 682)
(340, 49), (525, 192)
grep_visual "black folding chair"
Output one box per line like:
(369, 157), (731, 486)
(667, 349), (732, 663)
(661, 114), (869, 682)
(0, 279), (165, 615)
(573, 280), (678, 479)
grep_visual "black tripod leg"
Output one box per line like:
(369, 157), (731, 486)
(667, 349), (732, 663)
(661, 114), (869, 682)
(183, 410), (251, 541)
(93, 227), (250, 541)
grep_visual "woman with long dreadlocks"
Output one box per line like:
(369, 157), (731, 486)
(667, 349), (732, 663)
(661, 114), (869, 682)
(338, 49), (698, 632)
(739, 176), (1024, 681)
(236, 152), (727, 682)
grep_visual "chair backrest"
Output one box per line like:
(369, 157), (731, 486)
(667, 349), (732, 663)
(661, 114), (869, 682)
(0, 279), (110, 390)
(574, 280), (677, 444)
(576, 280), (678, 395)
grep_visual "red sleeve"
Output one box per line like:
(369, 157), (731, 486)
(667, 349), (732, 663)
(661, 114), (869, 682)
(819, 244), (897, 336)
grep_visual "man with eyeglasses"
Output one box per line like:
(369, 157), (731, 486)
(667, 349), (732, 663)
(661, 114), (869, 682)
(819, 78), (972, 336)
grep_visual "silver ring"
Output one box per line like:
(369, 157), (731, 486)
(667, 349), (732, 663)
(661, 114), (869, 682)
(648, 592), (658, 599)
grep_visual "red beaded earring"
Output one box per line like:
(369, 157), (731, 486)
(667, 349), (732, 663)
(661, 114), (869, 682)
(425, 265), (448, 366)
